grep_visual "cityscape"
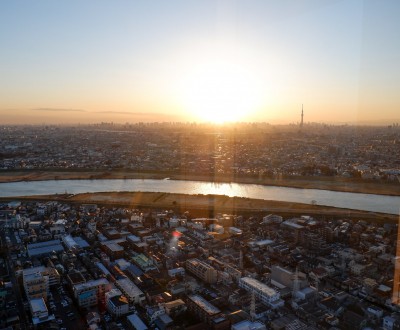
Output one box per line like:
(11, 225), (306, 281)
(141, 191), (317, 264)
(1, 123), (400, 183)
(1, 1), (400, 330)
(0, 122), (399, 330)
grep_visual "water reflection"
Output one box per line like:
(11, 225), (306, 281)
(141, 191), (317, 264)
(0, 179), (398, 214)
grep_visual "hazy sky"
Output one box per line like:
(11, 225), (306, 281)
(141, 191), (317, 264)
(1, 0), (399, 124)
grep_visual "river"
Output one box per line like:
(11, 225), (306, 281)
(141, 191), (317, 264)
(0, 179), (399, 215)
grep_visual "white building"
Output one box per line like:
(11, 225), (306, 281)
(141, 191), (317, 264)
(186, 258), (217, 284)
(115, 278), (146, 305)
(23, 266), (60, 289)
(23, 269), (49, 301)
(239, 277), (284, 309)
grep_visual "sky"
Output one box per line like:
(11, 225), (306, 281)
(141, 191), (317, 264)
(1, 0), (399, 125)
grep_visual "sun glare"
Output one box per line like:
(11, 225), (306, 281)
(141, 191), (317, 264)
(179, 56), (264, 123)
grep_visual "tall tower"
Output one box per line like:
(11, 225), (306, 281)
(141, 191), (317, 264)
(300, 104), (304, 128)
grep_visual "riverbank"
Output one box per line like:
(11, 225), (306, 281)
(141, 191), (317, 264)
(2, 191), (397, 223)
(0, 170), (399, 196)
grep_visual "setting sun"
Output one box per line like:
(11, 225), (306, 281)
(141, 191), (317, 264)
(178, 56), (264, 123)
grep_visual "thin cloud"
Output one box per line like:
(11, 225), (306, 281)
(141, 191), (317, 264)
(95, 111), (168, 116)
(95, 111), (136, 115)
(32, 108), (87, 112)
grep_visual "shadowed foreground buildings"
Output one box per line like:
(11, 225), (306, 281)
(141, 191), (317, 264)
(1, 198), (400, 329)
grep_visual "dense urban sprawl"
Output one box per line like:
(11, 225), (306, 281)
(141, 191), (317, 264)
(1, 123), (400, 181)
(0, 199), (400, 329)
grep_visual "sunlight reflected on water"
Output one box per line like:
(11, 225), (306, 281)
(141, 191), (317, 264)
(0, 179), (398, 214)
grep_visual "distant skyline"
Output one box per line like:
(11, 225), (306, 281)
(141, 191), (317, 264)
(1, 1), (400, 125)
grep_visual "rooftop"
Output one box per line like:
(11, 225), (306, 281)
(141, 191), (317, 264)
(116, 278), (144, 297)
(23, 266), (46, 276)
(109, 295), (129, 307)
(74, 278), (109, 291)
(189, 295), (221, 315)
(282, 220), (305, 230)
(74, 236), (90, 248)
(24, 272), (44, 282)
(127, 313), (148, 330)
(27, 239), (65, 257)
(30, 298), (47, 313)
(63, 235), (79, 249)
(240, 277), (278, 297)
(164, 299), (185, 309)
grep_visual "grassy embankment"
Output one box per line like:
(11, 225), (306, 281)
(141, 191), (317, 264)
(0, 170), (398, 222)
(2, 191), (397, 223)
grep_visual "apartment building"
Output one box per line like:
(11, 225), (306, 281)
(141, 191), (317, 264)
(239, 277), (284, 309)
(186, 295), (230, 329)
(186, 258), (217, 284)
(115, 277), (146, 305)
(73, 278), (110, 308)
(23, 266), (60, 289)
(23, 269), (49, 302)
